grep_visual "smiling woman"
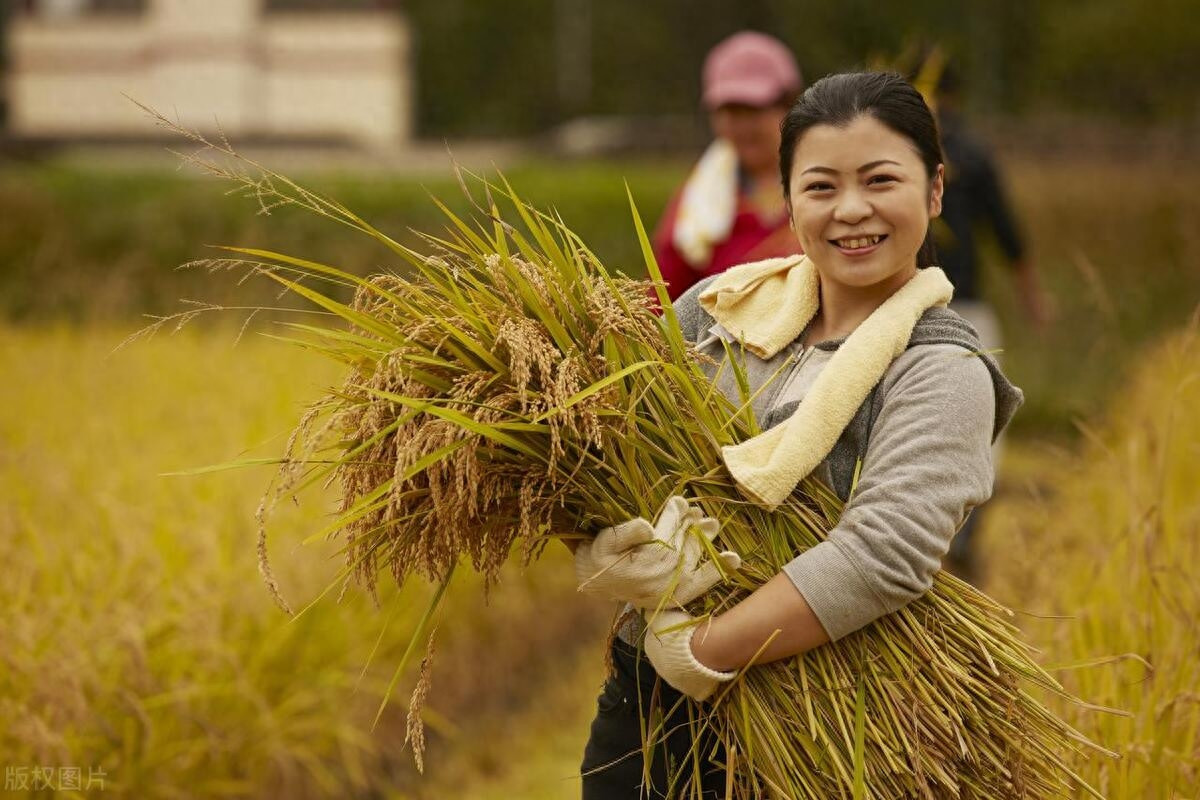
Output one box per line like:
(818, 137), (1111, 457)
(577, 72), (1027, 798)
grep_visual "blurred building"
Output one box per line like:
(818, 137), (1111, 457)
(5, 0), (411, 149)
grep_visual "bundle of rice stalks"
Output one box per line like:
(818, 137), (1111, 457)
(156, 113), (1113, 798)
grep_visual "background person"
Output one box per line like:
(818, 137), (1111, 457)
(932, 63), (1056, 581)
(652, 31), (804, 301)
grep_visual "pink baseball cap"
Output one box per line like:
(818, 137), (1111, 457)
(702, 31), (802, 110)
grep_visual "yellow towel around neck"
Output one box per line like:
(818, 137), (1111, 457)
(699, 256), (955, 508)
(697, 255), (813, 359)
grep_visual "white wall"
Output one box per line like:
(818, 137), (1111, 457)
(6, 0), (411, 148)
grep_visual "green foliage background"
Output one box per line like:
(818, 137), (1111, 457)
(1, 1), (1196, 135)
(404, 0), (1200, 136)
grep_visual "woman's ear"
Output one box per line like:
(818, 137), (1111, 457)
(929, 164), (945, 218)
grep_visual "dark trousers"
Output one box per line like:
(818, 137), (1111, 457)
(947, 506), (983, 583)
(580, 637), (726, 799)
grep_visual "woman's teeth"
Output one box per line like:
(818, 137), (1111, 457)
(834, 235), (883, 250)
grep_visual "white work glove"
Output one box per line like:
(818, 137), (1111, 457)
(574, 496), (741, 609)
(643, 608), (735, 702)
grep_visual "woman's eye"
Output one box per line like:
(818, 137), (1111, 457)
(804, 182), (834, 193)
(868, 174), (897, 186)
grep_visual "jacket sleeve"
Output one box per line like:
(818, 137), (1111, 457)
(975, 152), (1026, 263)
(670, 275), (721, 345)
(781, 344), (996, 641)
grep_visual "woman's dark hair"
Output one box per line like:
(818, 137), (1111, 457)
(779, 71), (943, 266)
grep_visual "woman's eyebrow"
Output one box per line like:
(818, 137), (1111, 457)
(800, 159), (903, 176)
(859, 159), (902, 172)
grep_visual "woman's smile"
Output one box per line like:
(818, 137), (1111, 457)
(829, 233), (888, 256)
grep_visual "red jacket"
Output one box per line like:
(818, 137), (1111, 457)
(651, 186), (803, 301)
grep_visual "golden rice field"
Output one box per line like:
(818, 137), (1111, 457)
(2, 316), (1197, 798)
(0, 324), (611, 799)
(980, 323), (1200, 799)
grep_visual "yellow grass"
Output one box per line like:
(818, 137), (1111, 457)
(982, 323), (1200, 798)
(0, 323), (608, 799)
(3, 313), (1196, 797)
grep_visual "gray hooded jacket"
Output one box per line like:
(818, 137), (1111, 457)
(629, 274), (1023, 643)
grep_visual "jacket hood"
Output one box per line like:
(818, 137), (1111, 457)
(908, 307), (1023, 442)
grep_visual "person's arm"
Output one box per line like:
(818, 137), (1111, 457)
(690, 345), (997, 671)
(1011, 257), (1055, 329)
(688, 572), (830, 670)
(976, 154), (1055, 329)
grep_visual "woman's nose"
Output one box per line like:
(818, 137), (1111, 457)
(833, 188), (871, 224)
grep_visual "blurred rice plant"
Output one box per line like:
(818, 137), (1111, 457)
(983, 320), (1200, 798)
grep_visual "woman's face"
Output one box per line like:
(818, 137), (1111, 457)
(786, 114), (943, 292)
(710, 103), (788, 176)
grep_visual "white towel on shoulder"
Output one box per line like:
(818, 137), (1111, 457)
(672, 139), (739, 269)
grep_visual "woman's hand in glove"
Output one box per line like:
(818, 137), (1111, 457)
(574, 495), (741, 609)
(643, 609), (735, 702)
